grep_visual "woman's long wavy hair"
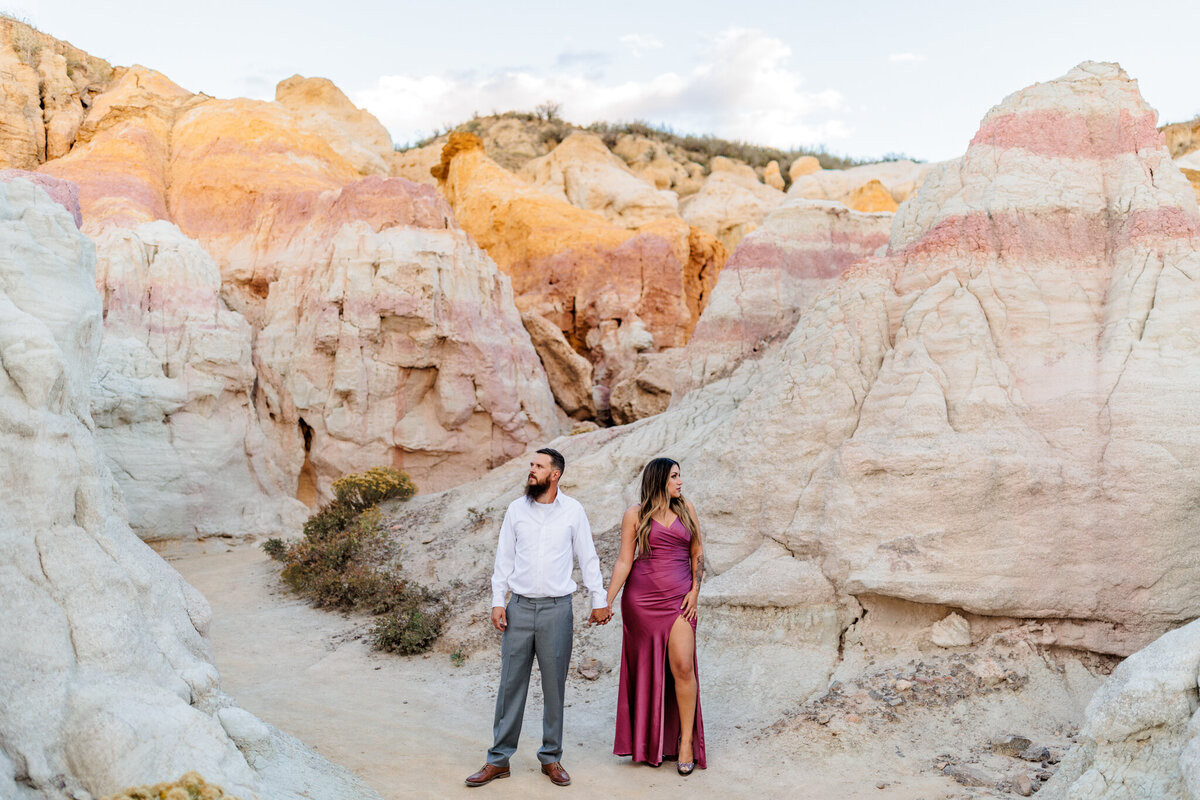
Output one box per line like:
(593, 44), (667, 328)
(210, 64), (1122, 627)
(635, 457), (699, 558)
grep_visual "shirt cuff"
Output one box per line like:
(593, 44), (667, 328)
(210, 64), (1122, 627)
(591, 592), (608, 610)
(492, 592), (508, 608)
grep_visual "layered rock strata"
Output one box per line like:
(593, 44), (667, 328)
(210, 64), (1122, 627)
(788, 158), (932, 208)
(433, 132), (725, 416)
(41, 69), (561, 510)
(275, 75), (394, 178)
(90, 221), (306, 539)
(394, 62), (1200, 675)
(0, 18), (113, 168)
(676, 198), (892, 396)
(0, 177), (376, 800)
(680, 156), (787, 252)
(519, 132), (680, 229)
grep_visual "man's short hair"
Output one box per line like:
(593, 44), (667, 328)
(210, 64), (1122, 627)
(537, 447), (565, 476)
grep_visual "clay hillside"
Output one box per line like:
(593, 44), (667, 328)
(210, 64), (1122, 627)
(6, 10), (1200, 800)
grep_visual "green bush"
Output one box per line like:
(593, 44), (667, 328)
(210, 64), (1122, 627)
(372, 595), (447, 655)
(275, 468), (445, 655)
(332, 466), (416, 512)
(262, 537), (286, 560)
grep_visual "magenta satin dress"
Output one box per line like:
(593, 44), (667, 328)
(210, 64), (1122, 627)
(613, 516), (707, 768)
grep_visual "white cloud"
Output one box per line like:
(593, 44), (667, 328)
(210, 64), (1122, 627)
(889, 53), (927, 63)
(355, 28), (849, 150)
(620, 33), (664, 56)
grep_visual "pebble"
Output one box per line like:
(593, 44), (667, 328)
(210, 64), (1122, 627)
(1013, 771), (1034, 796)
(1019, 745), (1050, 762)
(991, 734), (1034, 758)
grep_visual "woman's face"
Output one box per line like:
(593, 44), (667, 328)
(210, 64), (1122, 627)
(667, 464), (683, 499)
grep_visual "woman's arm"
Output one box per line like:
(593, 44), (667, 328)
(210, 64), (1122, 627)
(681, 499), (704, 621)
(605, 506), (639, 609)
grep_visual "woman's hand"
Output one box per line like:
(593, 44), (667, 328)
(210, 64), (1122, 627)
(680, 590), (699, 622)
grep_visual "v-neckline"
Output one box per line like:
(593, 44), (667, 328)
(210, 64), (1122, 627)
(652, 513), (679, 529)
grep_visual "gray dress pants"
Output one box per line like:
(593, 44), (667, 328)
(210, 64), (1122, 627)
(487, 593), (573, 767)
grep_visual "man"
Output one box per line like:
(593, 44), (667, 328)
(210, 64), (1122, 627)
(465, 447), (612, 788)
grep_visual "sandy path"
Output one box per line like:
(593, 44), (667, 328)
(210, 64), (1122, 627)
(164, 540), (960, 800)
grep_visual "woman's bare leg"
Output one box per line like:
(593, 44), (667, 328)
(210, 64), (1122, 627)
(667, 616), (697, 763)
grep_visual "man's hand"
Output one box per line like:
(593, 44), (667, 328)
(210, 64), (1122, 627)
(491, 606), (507, 632)
(588, 606), (612, 626)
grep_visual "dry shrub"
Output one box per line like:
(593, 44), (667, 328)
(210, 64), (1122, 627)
(100, 771), (237, 800)
(274, 468), (445, 653)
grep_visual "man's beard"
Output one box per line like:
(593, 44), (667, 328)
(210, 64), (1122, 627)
(525, 476), (551, 500)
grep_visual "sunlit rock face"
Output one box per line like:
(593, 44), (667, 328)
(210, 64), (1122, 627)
(0, 177), (377, 800)
(519, 132), (681, 229)
(680, 156), (787, 253)
(252, 176), (561, 498)
(275, 74), (394, 178)
(787, 158), (933, 209)
(433, 132), (725, 416)
(40, 68), (561, 513)
(0, 18), (113, 169)
(90, 221), (307, 539)
(398, 62), (1200, 662)
(675, 198), (892, 397)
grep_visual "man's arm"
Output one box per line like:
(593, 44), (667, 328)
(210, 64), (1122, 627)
(490, 506), (517, 631)
(571, 503), (610, 623)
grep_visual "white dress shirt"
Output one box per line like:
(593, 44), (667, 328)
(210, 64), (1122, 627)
(490, 490), (607, 609)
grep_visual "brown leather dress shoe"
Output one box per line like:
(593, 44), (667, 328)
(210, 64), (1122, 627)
(465, 764), (510, 787)
(541, 761), (571, 786)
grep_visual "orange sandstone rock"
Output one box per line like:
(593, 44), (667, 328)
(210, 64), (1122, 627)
(434, 132), (724, 406)
(846, 179), (899, 213)
(275, 75), (394, 177)
(40, 66), (197, 231)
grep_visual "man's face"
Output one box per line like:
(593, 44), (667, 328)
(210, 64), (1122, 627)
(528, 454), (555, 489)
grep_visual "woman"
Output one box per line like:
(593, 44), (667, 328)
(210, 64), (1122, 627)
(607, 457), (706, 774)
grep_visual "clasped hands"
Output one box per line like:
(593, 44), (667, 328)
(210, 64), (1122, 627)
(490, 604), (613, 631)
(588, 606), (613, 626)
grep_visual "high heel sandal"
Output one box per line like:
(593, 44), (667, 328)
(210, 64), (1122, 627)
(677, 761), (695, 776)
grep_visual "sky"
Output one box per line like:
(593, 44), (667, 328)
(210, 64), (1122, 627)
(15, 1), (1200, 162)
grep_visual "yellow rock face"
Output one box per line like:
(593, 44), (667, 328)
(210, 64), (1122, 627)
(764, 160), (785, 190)
(845, 179), (899, 213)
(788, 155), (822, 181)
(434, 132), (725, 394)
(40, 66), (196, 231)
(0, 17), (113, 168)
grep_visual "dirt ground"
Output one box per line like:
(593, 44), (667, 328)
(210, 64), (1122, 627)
(162, 539), (1107, 800)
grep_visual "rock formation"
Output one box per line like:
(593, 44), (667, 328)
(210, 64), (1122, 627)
(390, 140), (441, 185)
(763, 160), (785, 190)
(90, 221), (306, 539)
(845, 178), (899, 212)
(0, 176), (377, 800)
(1162, 116), (1200, 205)
(519, 132), (680, 228)
(521, 311), (596, 420)
(39, 65), (562, 512)
(394, 62), (1200, 670)
(433, 132), (725, 416)
(0, 18), (112, 169)
(788, 158), (932, 208)
(676, 198), (892, 396)
(788, 155), (821, 181)
(1041, 619), (1200, 799)
(275, 75), (393, 177)
(610, 132), (706, 198)
(252, 176), (561, 497)
(680, 156), (787, 252)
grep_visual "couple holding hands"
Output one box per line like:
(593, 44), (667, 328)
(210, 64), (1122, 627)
(465, 448), (707, 788)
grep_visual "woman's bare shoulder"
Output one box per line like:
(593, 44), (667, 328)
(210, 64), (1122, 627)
(622, 504), (640, 520)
